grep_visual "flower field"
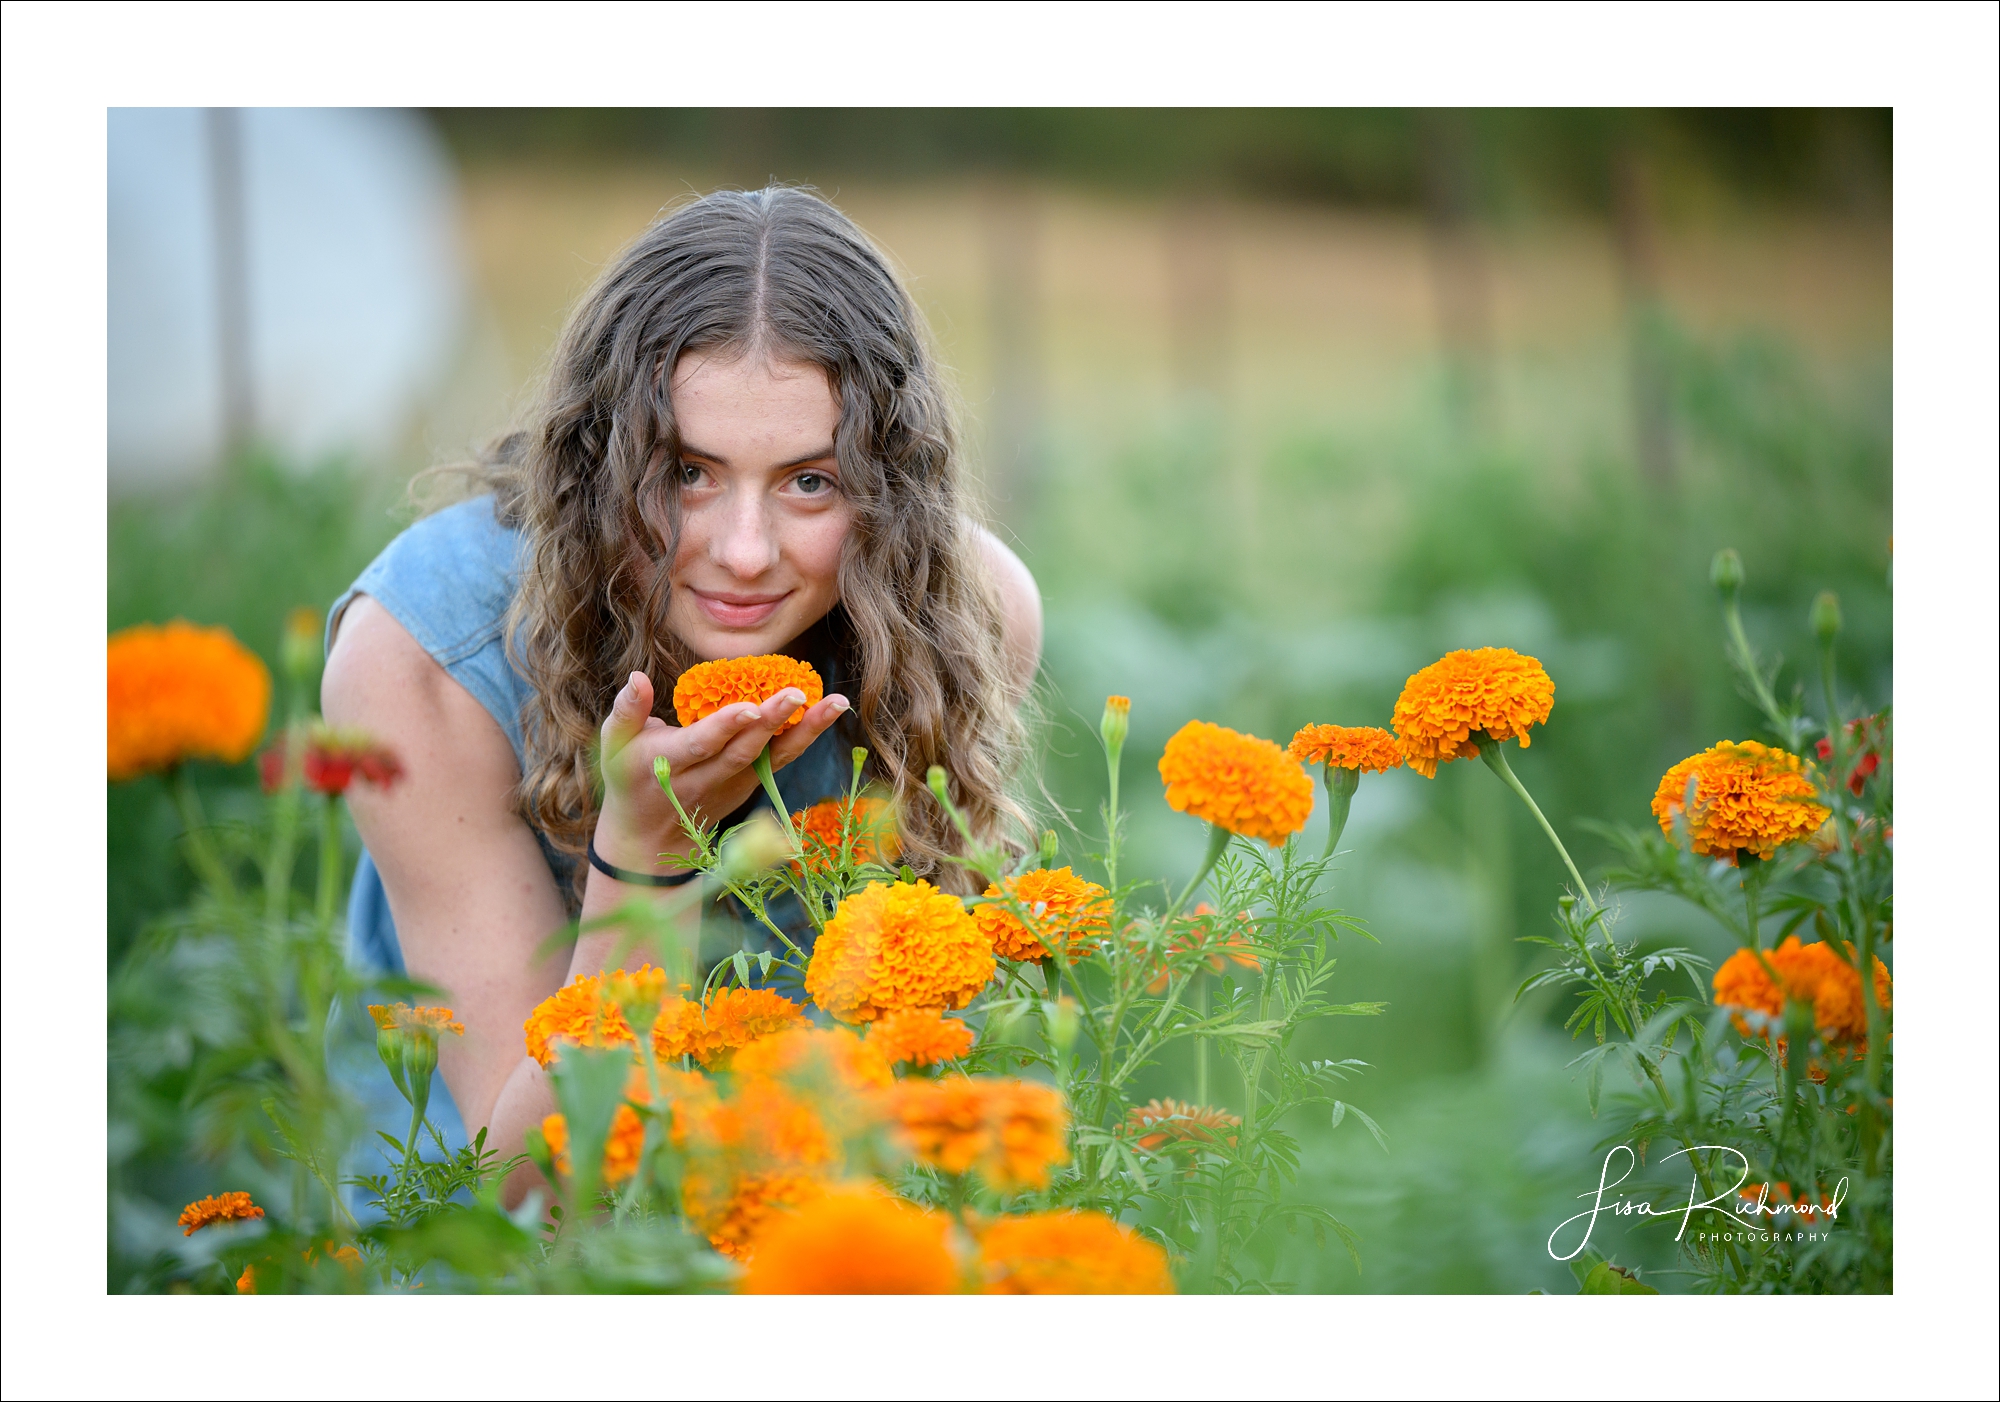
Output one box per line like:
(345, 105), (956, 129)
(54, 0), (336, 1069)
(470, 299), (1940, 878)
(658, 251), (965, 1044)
(109, 495), (1891, 1290)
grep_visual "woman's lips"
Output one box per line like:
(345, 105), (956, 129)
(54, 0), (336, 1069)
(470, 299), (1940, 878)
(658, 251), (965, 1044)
(690, 589), (790, 629)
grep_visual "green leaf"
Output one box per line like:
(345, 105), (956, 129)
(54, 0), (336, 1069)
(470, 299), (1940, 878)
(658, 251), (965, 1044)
(546, 1042), (635, 1210)
(1330, 1101), (1388, 1152)
(1202, 1019), (1285, 1042)
(1579, 1260), (1660, 1295)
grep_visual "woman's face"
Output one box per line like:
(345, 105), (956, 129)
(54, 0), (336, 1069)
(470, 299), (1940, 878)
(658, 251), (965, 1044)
(663, 349), (852, 662)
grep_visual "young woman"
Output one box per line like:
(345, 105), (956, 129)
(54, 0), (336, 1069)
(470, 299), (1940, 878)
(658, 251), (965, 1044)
(321, 187), (1041, 1202)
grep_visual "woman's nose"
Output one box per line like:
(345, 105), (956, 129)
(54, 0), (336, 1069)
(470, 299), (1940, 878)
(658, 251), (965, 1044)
(710, 487), (781, 579)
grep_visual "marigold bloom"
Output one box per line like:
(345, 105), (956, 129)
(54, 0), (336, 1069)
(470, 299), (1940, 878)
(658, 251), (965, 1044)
(107, 621), (272, 781)
(791, 795), (900, 874)
(1390, 647), (1555, 778)
(740, 1187), (959, 1294)
(236, 1265), (256, 1294)
(1287, 723), (1403, 773)
(672, 654), (823, 734)
(678, 1028), (892, 1174)
(867, 1007), (976, 1067)
(260, 723), (403, 796)
(731, 1025), (895, 1093)
(1142, 903), (1261, 994)
(1653, 741), (1830, 862)
(525, 970), (807, 1069)
(1713, 936), (1891, 1046)
(891, 1077), (1068, 1191)
(1157, 720), (1314, 846)
(805, 879), (994, 1023)
(656, 987), (810, 1068)
(1123, 1098), (1241, 1150)
(975, 866), (1113, 962)
(685, 1169), (827, 1261)
(540, 1103), (647, 1184)
(979, 1211), (1174, 1294)
(179, 1192), (264, 1236)
(367, 1004), (466, 1037)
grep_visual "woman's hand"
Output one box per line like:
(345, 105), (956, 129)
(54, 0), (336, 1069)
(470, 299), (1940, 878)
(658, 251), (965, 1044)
(591, 670), (850, 870)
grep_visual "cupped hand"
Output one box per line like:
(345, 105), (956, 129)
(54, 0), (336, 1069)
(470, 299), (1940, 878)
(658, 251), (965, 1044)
(593, 671), (850, 868)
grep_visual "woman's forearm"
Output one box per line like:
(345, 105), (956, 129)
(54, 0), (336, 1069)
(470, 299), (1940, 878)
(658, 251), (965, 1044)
(492, 1055), (556, 1209)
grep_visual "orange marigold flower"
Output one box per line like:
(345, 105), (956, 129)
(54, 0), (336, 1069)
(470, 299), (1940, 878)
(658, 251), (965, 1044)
(1713, 936), (1891, 1046)
(1287, 723), (1404, 773)
(1122, 1098), (1241, 1151)
(1142, 903), (1261, 994)
(672, 654), (823, 734)
(108, 621), (272, 781)
(1390, 647), (1555, 778)
(678, 1028), (891, 1172)
(1157, 720), (1314, 846)
(978, 1211), (1174, 1294)
(741, 1186), (959, 1294)
(540, 1103), (648, 1184)
(791, 795), (900, 874)
(685, 1169), (827, 1262)
(975, 866), (1113, 962)
(730, 1025), (895, 1093)
(523, 973), (636, 1066)
(1653, 741), (1830, 862)
(805, 879), (994, 1023)
(891, 1077), (1069, 1191)
(259, 723), (404, 797)
(656, 986), (809, 1068)
(867, 1007), (976, 1067)
(236, 1265), (256, 1294)
(179, 1192), (264, 1236)
(526, 969), (807, 1069)
(367, 1003), (466, 1037)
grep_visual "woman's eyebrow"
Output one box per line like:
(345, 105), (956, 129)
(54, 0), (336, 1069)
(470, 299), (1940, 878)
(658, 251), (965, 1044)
(679, 443), (838, 471)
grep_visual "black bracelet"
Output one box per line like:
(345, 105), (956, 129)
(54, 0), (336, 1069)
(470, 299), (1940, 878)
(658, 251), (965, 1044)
(587, 835), (702, 888)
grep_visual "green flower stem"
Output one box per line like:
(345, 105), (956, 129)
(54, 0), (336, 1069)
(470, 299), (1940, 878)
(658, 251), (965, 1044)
(1320, 764), (1359, 860)
(314, 793), (343, 932)
(1163, 824), (1233, 927)
(1475, 738), (1596, 913)
(1194, 981), (1209, 1106)
(752, 746), (799, 847)
(165, 767), (236, 902)
(1103, 742), (1124, 894)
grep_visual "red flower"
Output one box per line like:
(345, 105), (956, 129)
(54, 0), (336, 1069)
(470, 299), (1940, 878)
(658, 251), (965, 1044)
(1813, 715), (1887, 797)
(261, 724), (404, 797)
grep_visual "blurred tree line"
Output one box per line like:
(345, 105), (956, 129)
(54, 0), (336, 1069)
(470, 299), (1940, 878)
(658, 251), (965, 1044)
(429, 108), (1890, 217)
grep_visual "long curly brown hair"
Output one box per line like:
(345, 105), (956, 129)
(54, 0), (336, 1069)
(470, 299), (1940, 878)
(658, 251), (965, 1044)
(476, 187), (1028, 897)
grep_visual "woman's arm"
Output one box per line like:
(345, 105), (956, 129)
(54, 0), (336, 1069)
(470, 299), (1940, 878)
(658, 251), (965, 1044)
(323, 595), (851, 1206)
(323, 597), (574, 1165)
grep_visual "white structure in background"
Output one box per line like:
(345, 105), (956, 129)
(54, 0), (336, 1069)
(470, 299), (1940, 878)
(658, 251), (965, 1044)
(108, 108), (467, 490)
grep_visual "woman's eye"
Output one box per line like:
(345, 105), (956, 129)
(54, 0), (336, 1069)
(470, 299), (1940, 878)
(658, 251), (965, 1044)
(678, 464), (706, 487)
(794, 472), (830, 494)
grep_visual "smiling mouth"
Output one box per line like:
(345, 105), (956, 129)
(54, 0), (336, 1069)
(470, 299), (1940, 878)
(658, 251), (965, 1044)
(689, 588), (791, 628)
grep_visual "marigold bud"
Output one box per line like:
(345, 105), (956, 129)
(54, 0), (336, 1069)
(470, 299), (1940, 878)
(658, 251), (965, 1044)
(1810, 590), (1842, 644)
(720, 809), (793, 884)
(282, 607), (323, 682)
(1710, 548), (1744, 598)
(1100, 695), (1131, 755)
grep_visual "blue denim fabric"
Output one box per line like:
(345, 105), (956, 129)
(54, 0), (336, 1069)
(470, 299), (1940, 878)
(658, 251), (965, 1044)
(327, 496), (862, 1206)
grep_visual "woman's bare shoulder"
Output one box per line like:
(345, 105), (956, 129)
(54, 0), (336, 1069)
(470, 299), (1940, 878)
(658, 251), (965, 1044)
(973, 525), (1042, 694)
(322, 595), (518, 785)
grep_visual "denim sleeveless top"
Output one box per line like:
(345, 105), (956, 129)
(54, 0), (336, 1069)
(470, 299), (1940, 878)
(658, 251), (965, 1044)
(327, 495), (863, 1169)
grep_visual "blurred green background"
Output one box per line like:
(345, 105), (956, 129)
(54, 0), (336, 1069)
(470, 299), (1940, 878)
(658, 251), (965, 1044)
(109, 108), (1891, 1292)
